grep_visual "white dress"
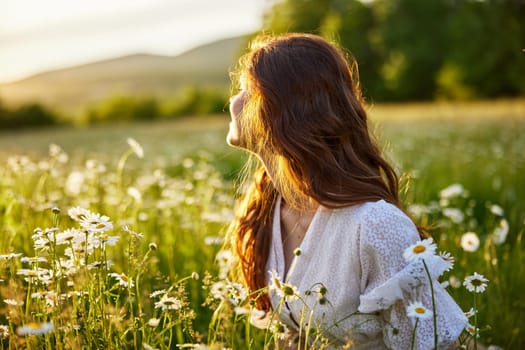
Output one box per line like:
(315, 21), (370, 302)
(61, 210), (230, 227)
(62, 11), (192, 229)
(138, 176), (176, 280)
(265, 196), (467, 349)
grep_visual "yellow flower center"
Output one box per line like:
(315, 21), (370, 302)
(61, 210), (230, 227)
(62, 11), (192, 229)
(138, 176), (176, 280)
(415, 307), (426, 314)
(413, 245), (426, 254)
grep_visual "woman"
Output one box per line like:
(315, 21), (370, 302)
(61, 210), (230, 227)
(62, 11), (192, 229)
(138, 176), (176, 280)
(226, 33), (466, 349)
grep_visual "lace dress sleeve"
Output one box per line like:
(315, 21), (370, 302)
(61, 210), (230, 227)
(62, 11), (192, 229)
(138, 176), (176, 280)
(356, 202), (467, 350)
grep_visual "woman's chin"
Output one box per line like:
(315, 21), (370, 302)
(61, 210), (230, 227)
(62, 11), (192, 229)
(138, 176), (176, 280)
(226, 131), (240, 147)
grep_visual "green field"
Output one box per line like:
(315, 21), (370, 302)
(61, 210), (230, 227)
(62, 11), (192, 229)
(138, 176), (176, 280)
(0, 100), (524, 349)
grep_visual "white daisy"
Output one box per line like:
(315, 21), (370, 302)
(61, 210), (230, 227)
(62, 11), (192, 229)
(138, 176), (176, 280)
(439, 184), (465, 199)
(149, 289), (168, 298)
(406, 301), (433, 320)
(109, 273), (134, 288)
(0, 253), (22, 260)
(90, 234), (119, 247)
(465, 323), (479, 338)
(228, 282), (248, 306)
(449, 275), (462, 289)
(460, 232), (480, 252)
(21, 256), (47, 264)
(464, 272), (488, 293)
(80, 212), (113, 233)
(489, 204), (504, 216)
(438, 251), (455, 271)
(204, 236), (223, 246)
(403, 238), (437, 262)
(3, 299), (23, 306)
(68, 207), (91, 221)
(154, 295), (182, 311)
(147, 318), (160, 327)
(17, 322), (54, 336)
(127, 138), (144, 159)
(127, 187), (142, 201)
(271, 320), (290, 341)
(268, 270), (299, 301)
(492, 219), (509, 245)
(0, 325), (8, 339)
(464, 307), (476, 319)
(268, 270), (283, 291)
(443, 208), (465, 224)
(55, 229), (84, 245)
(210, 281), (227, 300)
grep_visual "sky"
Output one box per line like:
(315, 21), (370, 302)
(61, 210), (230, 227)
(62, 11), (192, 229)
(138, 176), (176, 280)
(0, 0), (269, 83)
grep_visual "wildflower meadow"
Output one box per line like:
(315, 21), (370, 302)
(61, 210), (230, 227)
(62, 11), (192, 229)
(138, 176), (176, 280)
(0, 104), (524, 349)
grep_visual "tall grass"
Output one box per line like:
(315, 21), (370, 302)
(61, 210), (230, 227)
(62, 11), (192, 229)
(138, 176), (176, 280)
(0, 100), (523, 348)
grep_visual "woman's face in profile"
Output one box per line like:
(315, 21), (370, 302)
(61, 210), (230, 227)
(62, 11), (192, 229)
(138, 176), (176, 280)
(227, 87), (246, 148)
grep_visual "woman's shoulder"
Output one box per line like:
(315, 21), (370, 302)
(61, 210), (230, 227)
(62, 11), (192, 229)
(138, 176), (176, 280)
(338, 199), (419, 243)
(335, 199), (411, 224)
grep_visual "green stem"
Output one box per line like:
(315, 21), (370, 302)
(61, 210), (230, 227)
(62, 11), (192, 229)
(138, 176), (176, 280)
(473, 293), (478, 350)
(411, 318), (419, 350)
(117, 149), (133, 192)
(422, 260), (438, 350)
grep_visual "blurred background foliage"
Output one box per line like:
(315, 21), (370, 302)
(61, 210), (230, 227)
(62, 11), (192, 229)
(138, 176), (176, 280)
(262, 0), (525, 101)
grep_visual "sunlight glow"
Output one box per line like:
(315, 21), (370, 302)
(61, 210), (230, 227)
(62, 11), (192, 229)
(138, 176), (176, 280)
(0, 0), (267, 83)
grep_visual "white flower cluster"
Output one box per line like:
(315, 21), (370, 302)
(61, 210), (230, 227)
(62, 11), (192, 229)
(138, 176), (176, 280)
(402, 238), (488, 345)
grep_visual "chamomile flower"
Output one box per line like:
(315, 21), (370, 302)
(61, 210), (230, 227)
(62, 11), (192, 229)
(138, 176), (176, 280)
(464, 307), (476, 319)
(489, 204), (504, 216)
(438, 251), (455, 271)
(0, 253), (22, 260)
(149, 289), (168, 298)
(204, 236), (223, 245)
(463, 272), (488, 293)
(68, 207), (90, 221)
(55, 229), (84, 245)
(17, 322), (54, 336)
(442, 208), (465, 223)
(210, 281), (228, 300)
(127, 138), (144, 158)
(439, 184), (465, 199)
(460, 232), (480, 252)
(268, 270), (299, 301)
(109, 273), (134, 288)
(403, 238), (437, 262)
(268, 270), (283, 291)
(3, 299), (23, 306)
(80, 212), (113, 233)
(271, 320), (290, 341)
(16, 269), (40, 278)
(127, 187), (142, 201)
(90, 234), (119, 247)
(154, 295), (182, 311)
(21, 256), (47, 264)
(147, 318), (160, 327)
(0, 325), (8, 338)
(492, 219), (509, 245)
(465, 323), (479, 338)
(406, 301), (433, 320)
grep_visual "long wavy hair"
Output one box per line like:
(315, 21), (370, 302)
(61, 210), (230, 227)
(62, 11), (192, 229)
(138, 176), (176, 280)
(227, 33), (423, 311)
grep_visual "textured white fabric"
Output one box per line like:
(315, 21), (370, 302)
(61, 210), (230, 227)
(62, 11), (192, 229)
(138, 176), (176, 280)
(265, 197), (467, 349)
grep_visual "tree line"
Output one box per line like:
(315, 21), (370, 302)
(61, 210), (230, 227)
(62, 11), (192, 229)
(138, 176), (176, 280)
(262, 0), (525, 101)
(0, 87), (227, 130)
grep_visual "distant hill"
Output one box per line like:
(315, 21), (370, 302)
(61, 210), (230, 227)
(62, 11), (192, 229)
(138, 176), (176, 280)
(0, 35), (248, 116)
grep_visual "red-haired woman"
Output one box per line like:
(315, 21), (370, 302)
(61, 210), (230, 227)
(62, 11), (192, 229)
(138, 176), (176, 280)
(226, 33), (466, 349)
